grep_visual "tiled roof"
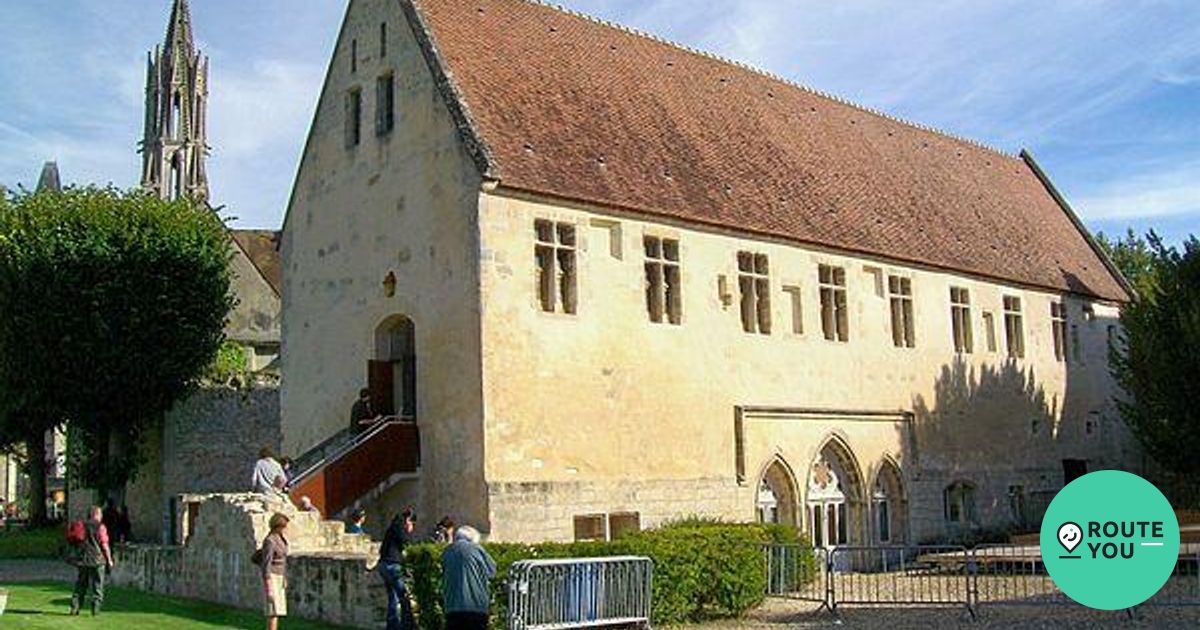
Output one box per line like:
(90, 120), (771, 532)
(231, 229), (282, 295)
(408, 0), (1130, 302)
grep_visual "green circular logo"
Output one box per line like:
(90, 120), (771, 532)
(1041, 470), (1180, 609)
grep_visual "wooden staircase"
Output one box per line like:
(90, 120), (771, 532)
(288, 419), (420, 519)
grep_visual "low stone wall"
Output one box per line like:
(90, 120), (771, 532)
(110, 494), (385, 628)
(114, 546), (384, 628)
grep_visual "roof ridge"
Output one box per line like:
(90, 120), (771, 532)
(524, 0), (1015, 159)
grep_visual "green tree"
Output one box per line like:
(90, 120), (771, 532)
(1096, 229), (1159, 294)
(1110, 235), (1200, 475)
(0, 188), (234, 501)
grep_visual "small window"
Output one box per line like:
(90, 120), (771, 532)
(782, 285), (804, 334)
(376, 74), (395, 136)
(380, 22), (388, 58)
(351, 39), (358, 73)
(982, 311), (997, 352)
(888, 275), (914, 348)
(1051, 302), (1068, 362)
(1003, 295), (1025, 358)
(737, 252), (771, 334)
(1071, 324), (1082, 363)
(344, 88), (362, 148)
(818, 264), (848, 342)
(608, 512), (641, 539)
(944, 481), (976, 524)
(950, 287), (973, 353)
(644, 236), (681, 325)
(573, 514), (606, 542)
(535, 220), (577, 314)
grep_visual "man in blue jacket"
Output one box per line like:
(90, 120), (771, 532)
(441, 525), (497, 630)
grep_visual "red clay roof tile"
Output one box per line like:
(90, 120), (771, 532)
(410, 0), (1129, 302)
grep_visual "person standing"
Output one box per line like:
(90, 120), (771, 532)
(378, 508), (417, 630)
(349, 388), (379, 434)
(70, 506), (114, 616)
(441, 525), (497, 630)
(258, 513), (290, 630)
(251, 447), (288, 502)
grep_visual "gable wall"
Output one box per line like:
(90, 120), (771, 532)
(281, 0), (486, 525)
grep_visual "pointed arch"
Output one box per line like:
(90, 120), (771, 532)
(755, 455), (800, 528)
(805, 433), (868, 547)
(870, 455), (908, 544)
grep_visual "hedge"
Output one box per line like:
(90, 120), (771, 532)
(403, 519), (815, 630)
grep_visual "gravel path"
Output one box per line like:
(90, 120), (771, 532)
(679, 598), (1200, 630)
(0, 559), (75, 583)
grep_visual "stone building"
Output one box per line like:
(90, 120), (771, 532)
(281, 0), (1139, 544)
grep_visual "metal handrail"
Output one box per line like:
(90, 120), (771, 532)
(288, 416), (413, 488)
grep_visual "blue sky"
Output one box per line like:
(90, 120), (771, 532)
(1, 1), (1197, 243)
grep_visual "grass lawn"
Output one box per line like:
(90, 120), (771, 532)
(0, 582), (356, 630)
(0, 527), (63, 559)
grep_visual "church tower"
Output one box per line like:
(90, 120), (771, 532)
(140, 0), (209, 202)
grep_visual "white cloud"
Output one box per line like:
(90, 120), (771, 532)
(1075, 162), (1200, 220)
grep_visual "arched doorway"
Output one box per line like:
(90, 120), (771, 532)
(871, 458), (907, 544)
(372, 316), (416, 419)
(757, 458), (800, 528)
(806, 438), (865, 549)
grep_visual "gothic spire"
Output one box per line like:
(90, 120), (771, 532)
(141, 0), (209, 202)
(163, 0), (195, 60)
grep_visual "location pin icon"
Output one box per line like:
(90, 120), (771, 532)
(1058, 521), (1082, 554)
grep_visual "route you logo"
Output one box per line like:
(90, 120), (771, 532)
(1041, 470), (1181, 609)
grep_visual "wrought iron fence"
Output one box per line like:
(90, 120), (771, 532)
(507, 556), (653, 630)
(762, 543), (1200, 618)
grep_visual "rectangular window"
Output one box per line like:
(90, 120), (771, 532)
(573, 514), (606, 542)
(818, 265), (848, 342)
(375, 74), (395, 136)
(1004, 295), (1025, 358)
(737, 251), (771, 334)
(782, 285), (804, 334)
(351, 39), (358, 73)
(982, 311), (997, 352)
(535, 220), (577, 315)
(888, 275), (914, 348)
(1071, 324), (1082, 363)
(950, 287), (973, 353)
(876, 499), (891, 543)
(344, 88), (362, 148)
(1051, 302), (1068, 362)
(608, 512), (641, 539)
(380, 22), (388, 58)
(644, 236), (681, 325)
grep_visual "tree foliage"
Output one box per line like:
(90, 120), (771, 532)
(0, 187), (234, 495)
(1096, 228), (1160, 295)
(1108, 233), (1200, 474)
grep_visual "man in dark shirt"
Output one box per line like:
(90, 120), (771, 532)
(378, 508), (416, 630)
(349, 388), (379, 434)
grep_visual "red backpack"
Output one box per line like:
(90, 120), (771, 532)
(65, 520), (87, 546)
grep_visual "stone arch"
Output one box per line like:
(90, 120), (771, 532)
(372, 315), (416, 418)
(805, 434), (868, 547)
(869, 455), (908, 544)
(755, 456), (801, 528)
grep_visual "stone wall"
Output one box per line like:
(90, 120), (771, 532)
(73, 384), (282, 542)
(111, 494), (383, 628)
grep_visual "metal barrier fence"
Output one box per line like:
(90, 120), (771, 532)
(507, 557), (653, 630)
(764, 544), (1200, 617)
(765, 545), (828, 606)
(828, 546), (973, 616)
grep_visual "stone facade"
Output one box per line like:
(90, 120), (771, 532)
(281, 0), (1142, 545)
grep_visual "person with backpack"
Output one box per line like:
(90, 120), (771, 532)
(255, 512), (290, 630)
(67, 506), (114, 616)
